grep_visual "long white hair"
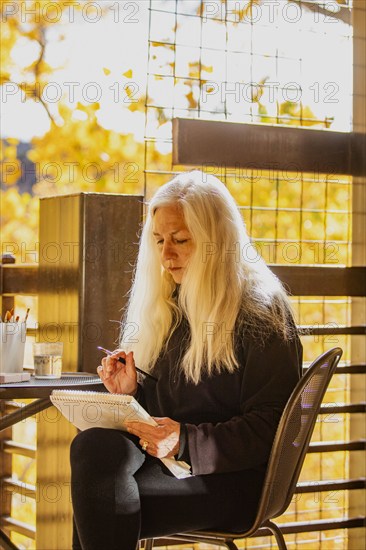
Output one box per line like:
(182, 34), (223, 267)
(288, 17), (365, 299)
(121, 170), (295, 384)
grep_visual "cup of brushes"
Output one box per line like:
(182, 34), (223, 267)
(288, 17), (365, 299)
(0, 308), (30, 382)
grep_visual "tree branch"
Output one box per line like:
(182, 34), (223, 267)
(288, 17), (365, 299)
(33, 27), (56, 124)
(289, 0), (351, 25)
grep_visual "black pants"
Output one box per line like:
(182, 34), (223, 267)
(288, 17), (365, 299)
(70, 428), (265, 550)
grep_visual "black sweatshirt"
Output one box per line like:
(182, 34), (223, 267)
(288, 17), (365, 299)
(137, 316), (303, 477)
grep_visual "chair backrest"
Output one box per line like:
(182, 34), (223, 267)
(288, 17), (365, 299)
(251, 347), (343, 530)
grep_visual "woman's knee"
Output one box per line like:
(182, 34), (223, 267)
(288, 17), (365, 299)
(70, 428), (144, 473)
(70, 428), (112, 468)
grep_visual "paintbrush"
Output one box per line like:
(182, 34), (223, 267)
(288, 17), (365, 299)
(24, 308), (30, 323)
(4, 310), (12, 322)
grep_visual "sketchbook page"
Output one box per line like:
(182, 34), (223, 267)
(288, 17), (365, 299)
(50, 390), (155, 431)
(161, 458), (191, 479)
(50, 390), (192, 478)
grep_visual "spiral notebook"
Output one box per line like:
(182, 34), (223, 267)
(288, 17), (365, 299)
(50, 390), (191, 479)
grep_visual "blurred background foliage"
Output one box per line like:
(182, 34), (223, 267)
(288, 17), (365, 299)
(1, 1), (158, 264)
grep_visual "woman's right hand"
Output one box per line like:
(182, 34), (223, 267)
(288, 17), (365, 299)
(97, 350), (138, 395)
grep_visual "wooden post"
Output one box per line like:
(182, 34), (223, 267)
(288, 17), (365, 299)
(0, 402), (13, 539)
(1, 254), (16, 320)
(35, 193), (142, 549)
(350, 2), (366, 549)
(0, 255), (15, 540)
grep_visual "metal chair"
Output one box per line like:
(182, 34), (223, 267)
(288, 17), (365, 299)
(142, 347), (343, 550)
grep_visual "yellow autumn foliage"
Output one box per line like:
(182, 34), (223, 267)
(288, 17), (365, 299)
(0, 2), (171, 266)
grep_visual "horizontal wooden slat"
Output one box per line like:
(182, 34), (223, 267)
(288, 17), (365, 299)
(1, 477), (36, 499)
(300, 325), (366, 336)
(334, 364), (366, 375)
(274, 516), (366, 535)
(3, 440), (36, 459)
(0, 516), (35, 539)
(0, 265), (38, 295)
(303, 364), (366, 375)
(270, 266), (366, 297)
(3, 264), (365, 297)
(152, 517), (366, 546)
(308, 440), (366, 453)
(173, 118), (365, 176)
(319, 403), (366, 414)
(295, 478), (366, 494)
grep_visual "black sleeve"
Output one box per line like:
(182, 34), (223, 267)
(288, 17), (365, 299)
(175, 423), (191, 463)
(185, 332), (302, 476)
(133, 383), (147, 408)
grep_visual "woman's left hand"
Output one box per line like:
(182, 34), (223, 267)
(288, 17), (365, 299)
(126, 417), (180, 458)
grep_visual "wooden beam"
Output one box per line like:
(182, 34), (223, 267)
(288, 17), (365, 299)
(0, 265), (39, 295)
(350, 4), (366, 548)
(295, 478), (366, 493)
(173, 118), (365, 176)
(3, 265), (365, 297)
(333, 364), (366, 375)
(271, 266), (366, 296)
(319, 403), (366, 414)
(308, 439), (366, 453)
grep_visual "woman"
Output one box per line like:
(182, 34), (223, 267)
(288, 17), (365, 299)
(70, 170), (302, 549)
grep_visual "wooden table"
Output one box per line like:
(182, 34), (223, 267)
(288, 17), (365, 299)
(0, 373), (104, 432)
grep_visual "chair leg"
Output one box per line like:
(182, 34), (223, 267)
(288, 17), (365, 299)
(266, 521), (287, 550)
(0, 528), (19, 550)
(223, 540), (239, 550)
(144, 539), (154, 550)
